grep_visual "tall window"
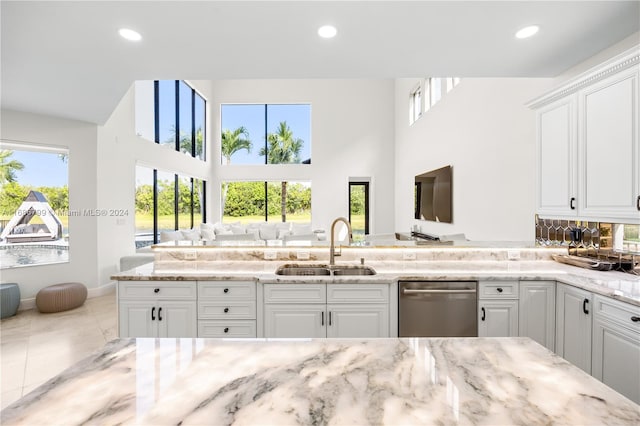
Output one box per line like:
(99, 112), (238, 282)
(136, 80), (206, 160)
(349, 181), (370, 242)
(409, 84), (422, 124)
(135, 165), (206, 247)
(0, 143), (69, 268)
(222, 181), (311, 223)
(221, 104), (311, 165)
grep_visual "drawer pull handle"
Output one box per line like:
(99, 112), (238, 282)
(224, 307), (229, 313)
(154, 288), (160, 293)
(224, 327), (229, 333)
(158, 307), (162, 321)
(481, 307), (486, 321)
(497, 288), (503, 293)
(583, 299), (589, 315)
(223, 288), (229, 293)
(321, 311), (324, 326)
(637, 196), (640, 211)
(631, 316), (640, 322)
(151, 307), (156, 321)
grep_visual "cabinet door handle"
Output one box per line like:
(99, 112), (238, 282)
(329, 311), (332, 326)
(223, 288), (229, 293)
(497, 287), (503, 293)
(583, 299), (589, 315)
(151, 307), (156, 321)
(158, 307), (162, 321)
(224, 327), (229, 333)
(481, 307), (486, 321)
(154, 288), (160, 293)
(321, 311), (324, 326)
(637, 196), (640, 211)
(631, 316), (640, 322)
(570, 197), (576, 210)
(224, 307), (229, 313)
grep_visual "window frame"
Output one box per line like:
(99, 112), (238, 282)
(349, 181), (370, 236)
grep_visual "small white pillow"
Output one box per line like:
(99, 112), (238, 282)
(277, 229), (291, 240)
(181, 229), (201, 241)
(292, 223), (312, 235)
(216, 228), (233, 236)
(200, 223), (215, 240)
(247, 228), (260, 239)
(259, 224), (277, 240)
(230, 225), (246, 235)
(160, 230), (182, 242)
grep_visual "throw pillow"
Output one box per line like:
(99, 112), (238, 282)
(181, 229), (201, 241)
(230, 225), (246, 235)
(259, 224), (277, 240)
(200, 223), (216, 240)
(292, 223), (312, 235)
(160, 230), (182, 242)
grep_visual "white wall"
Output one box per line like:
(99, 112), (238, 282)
(209, 79), (396, 235)
(394, 78), (553, 241)
(1, 110), (100, 299)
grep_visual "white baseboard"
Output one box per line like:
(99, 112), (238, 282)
(18, 281), (116, 312)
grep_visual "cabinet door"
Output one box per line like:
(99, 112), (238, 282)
(119, 301), (157, 337)
(592, 317), (640, 404)
(536, 96), (577, 217)
(578, 67), (639, 222)
(478, 300), (518, 337)
(157, 301), (197, 338)
(556, 284), (592, 373)
(326, 304), (389, 338)
(519, 281), (556, 351)
(263, 304), (326, 338)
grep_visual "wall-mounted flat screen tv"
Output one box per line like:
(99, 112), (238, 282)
(414, 165), (452, 223)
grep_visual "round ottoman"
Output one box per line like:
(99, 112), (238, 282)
(1, 283), (21, 319)
(36, 282), (87, 313)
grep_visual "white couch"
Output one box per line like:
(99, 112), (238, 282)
(160, 222), (325, 243)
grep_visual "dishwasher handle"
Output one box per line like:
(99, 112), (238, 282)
(402, 288), (477, 294)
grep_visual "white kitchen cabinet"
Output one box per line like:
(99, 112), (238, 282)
(118, 281), (197, 338)
(529, 47), (640, 223)
(197, 281), (256, 338)
(478, 281), (518, 337)
(262, 283), (390, 338)
(536, 96), (577, 217)
(556, 283), (592, 374)
(591, 295), (640, 404)
(519, 281), (556, 351)
(478, 300), (519, 337)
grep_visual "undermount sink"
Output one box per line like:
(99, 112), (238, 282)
(275, 264), (376, 276)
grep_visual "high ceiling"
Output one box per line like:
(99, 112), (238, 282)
(2, 1), (639, 125)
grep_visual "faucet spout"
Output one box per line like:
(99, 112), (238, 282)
(330, 217), (352, 266)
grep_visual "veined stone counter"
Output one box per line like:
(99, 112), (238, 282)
(2, 337), (638, 425)
(113, 260), (640, 306)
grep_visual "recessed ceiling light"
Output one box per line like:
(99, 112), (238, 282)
(318, 25), (337, 39)
(119, 28), (142, 42)
(515, 25), (539, 39)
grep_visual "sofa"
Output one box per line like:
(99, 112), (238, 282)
(159, 222), (325, 243)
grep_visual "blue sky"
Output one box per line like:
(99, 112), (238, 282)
(10, 150), (68, 187)
(221, 104), (311, 164)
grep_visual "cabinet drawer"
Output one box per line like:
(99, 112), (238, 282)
(118, 281), (196, 300)
(479, 281), (519, 299)
(198, 281), (256, 300)
(593, 295), (640, 332)
(264, 284), (326, 303)
(198, 320), (256, 338)
(198, 301), (256, 320)
(327, 284), (389, 303)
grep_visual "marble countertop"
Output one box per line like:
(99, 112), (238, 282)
(2, 337), (638, 425)
(113, 260), (640, 306)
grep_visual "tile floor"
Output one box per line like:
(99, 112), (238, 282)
(0, 292), (117, 410)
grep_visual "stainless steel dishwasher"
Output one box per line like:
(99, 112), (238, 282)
(399, 281), (478, 337)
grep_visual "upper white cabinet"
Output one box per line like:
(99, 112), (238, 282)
(529, 46), (639, 223)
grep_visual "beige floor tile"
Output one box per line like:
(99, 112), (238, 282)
(1, 359), (26, 393)
(1, 388), (23, 410)
(0, 338), (28, 364)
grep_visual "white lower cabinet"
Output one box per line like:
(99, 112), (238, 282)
(556, 283), (593, 374)
(591, 295), (640, 404)
(262, 283), (390, 338)
(478, 281), (518, 337)
(118, 281), (197, 338)
(197, 281), (257, 338)
(519, 281), (556, 351)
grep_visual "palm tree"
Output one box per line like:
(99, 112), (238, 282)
(221, 127), (252, 215)
(0, 150), (25, 185)
(259, 121), (304, 222)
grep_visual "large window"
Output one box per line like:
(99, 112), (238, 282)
(349, 181), (370, 242)
(136, 80), (206, 160)
(135, 165), (206, 247)
(0, 144), (69, 268)
(222, 181), (311, 223)
(221, 104), (311, 165)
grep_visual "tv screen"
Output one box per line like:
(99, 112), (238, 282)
(414, 165), (452, 223)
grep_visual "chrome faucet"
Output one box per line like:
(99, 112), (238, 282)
(330, 217), (352, 266)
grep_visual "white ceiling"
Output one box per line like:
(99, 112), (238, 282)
(2, 1), (639, 125)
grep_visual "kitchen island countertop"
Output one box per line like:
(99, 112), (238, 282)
(1, 337), (638, 425)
